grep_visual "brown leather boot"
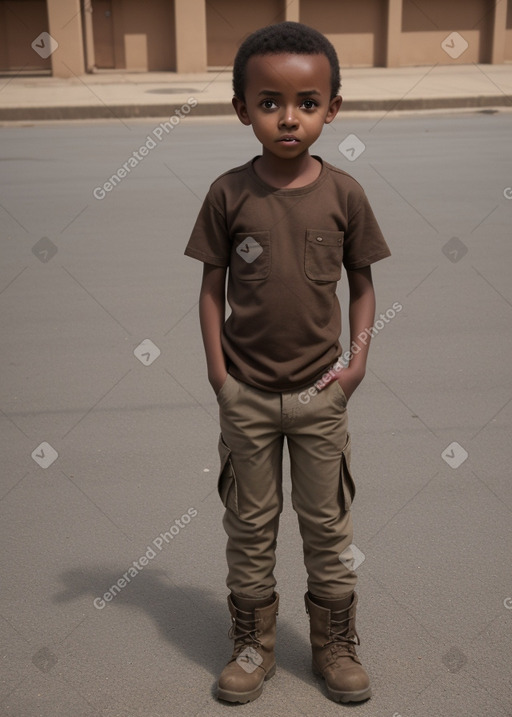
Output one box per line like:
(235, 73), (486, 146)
(217, 592), (279, 703)
(305, 591), (371, 703)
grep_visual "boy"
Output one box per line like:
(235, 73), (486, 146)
(184, 21), (390, 705)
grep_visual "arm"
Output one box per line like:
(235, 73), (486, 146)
(199, 263), (228, 395)
(337, 265), (376, 400)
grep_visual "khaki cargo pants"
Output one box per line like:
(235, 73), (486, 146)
(216, 373), (357, 600)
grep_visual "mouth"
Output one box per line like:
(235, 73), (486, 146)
(277, 135), (300, 144)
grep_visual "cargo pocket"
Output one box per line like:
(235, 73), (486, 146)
(217, 434), (239, 514)
(304, 229), (344, 282)
(339, 432), (356, 512)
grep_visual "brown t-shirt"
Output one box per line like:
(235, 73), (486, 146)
(185, 156), (391, 392)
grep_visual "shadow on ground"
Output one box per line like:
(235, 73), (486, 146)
(53, 567), (312, 688)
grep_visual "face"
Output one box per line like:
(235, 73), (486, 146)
(232, 53), (342, 161)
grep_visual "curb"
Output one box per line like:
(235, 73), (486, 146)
(1, 94), (510, 121)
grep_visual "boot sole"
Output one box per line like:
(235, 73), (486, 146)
(217, 663), (276, 704)
(313, 666), (372, 703)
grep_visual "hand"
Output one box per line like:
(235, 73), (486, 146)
(209, 371), (228, 396)
(336, 366), (364, 402)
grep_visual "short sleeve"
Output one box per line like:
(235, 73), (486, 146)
(342, 192), (391, 270)
(184, 192), (229, 267)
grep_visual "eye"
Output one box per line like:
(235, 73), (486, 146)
(301, 99), (318, 110)
(261, 99), (278, 110)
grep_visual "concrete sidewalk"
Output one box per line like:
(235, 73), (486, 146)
(0, 63), (511, 121)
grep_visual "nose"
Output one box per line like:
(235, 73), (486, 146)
(279, 104), (298, 129)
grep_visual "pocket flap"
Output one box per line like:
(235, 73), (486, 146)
(305, 229), (344, 282)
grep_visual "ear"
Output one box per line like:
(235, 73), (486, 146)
(324, 94), (343, 124)
(232, 96), (252, 126)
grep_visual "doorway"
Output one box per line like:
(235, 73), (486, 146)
(92, 0), (115, 68)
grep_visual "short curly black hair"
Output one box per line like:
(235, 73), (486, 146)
(233, 21), (341, 101)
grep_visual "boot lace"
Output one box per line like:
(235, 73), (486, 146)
(228, 613), (261, 657)
(326, 610), (361, 664)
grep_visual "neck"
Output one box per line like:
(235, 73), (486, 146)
(255, 150), (321, 188)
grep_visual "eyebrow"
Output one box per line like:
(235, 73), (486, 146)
(257, 89), (321, 97)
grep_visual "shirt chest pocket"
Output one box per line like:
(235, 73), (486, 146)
(231, 231), (271, 281)
(304, 229), (344, 282)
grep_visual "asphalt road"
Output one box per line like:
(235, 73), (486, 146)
(1, 111), (512, 717)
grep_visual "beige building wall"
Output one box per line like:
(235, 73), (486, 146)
(47, 0), (85, 76)
(206, 0), (284, 68)
(114, 0), (175, 71)
(0, 0), (511, 75)
(91, 0), (176, 71)
(175, 0), (207, 73)
(506, 0), (512, 61)
(400, 0), (492, 65)
(301, 0), (386, 68)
